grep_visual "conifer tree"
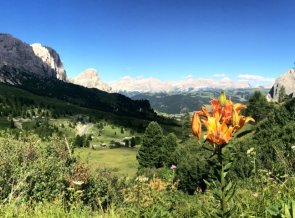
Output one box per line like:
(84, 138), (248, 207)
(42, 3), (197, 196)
(136, 121), (166, 168)
(181, 112), (191, 142)
(163, 133), (178, 166)
(278, 86), (287, 103)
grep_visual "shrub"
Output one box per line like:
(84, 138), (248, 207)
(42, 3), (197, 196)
(0, 133), (73, 203)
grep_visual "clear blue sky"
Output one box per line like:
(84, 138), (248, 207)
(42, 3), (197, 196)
(1, 0), (295, 82)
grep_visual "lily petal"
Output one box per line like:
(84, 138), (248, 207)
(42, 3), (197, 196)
(192, 112), (202, 139)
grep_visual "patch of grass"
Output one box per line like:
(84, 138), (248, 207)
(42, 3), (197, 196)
(89, 124), (139, 144)
(75, 147), (139, 177)
(50, 118), (76, 138)
(0, 117), (9, 129)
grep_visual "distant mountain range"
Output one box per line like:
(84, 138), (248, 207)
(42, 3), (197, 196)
(0, 34), (157, 121)
(109, 76), (251, 93)
(1, 33), (294, 117)
(70, 70), (255, 94)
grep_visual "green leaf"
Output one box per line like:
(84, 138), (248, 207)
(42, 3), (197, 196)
(224, 181), (232, 194)
(284, 203), (291, 218)
(225, 184), (236, 202)
(223, 171), (228, 178)
(203, 179), (211, 187)
(213, 189), (222, 200)
(224, 206), (236, 218)
(224, 162), (232, 171)
(214, 209), (223, 218)
(292, 200), (295, 217)
(266, 204), (280, 215)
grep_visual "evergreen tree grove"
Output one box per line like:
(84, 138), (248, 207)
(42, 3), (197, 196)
(245, 91), (273, 122)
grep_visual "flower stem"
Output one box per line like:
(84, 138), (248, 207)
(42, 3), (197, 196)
(218, 149), (226, 217)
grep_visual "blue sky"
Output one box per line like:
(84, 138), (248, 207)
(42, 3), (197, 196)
(1, 0), (295, 83)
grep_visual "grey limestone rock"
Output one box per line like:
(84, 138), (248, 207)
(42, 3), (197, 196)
(268, 69), (295, 101)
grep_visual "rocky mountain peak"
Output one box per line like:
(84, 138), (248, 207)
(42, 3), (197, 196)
(69, 68), (112, 92)
(0, 34), (67, 81)
(268, 69), (295, 101)
(75, 68), (100, 79)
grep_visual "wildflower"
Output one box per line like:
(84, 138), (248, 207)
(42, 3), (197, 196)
(135, 176), (148, 183)
(246, 147), (255, 156)
(192, 92), (255, 217)
(170, 164), (177, 170)
(252, 192), (258, 198)
(203, 117), (234, 146)
(192, 92), (254, 148)
(149, 178), (166, 192)
(72, 180), (84, 186)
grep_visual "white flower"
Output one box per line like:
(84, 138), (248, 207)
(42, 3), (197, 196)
(135, 176), (148, 183)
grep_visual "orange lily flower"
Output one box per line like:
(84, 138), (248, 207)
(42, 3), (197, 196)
(211, 98), (233, 123)
(192, 92), (255, 148)
(202, 116), (234, 146)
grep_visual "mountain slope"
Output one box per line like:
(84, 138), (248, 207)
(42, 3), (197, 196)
(0, 66), (156, 119)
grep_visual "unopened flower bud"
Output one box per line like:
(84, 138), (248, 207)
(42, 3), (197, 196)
(219, 91), (227, 106)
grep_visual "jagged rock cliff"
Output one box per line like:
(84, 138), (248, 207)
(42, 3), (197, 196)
(268, 69), (295, 101)
(31, 43), (67, 81)
(0, 33), (67, 81)
(70, 68), (112, 92)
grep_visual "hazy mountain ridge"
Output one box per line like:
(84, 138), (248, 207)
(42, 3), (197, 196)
(109, 76), (251, 93)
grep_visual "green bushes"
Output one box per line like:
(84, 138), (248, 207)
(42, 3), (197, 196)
(3, 128), (295, 217)
(246, 98), (295, 176)
(73, 134), (92, 148)
(137, 121), (178, 169)
(0, 133), (72, 203)
(172, 141), (213, 194)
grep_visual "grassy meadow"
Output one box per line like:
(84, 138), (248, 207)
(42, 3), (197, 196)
(75, 147), (138, 177)
(74, 123), (140, 177)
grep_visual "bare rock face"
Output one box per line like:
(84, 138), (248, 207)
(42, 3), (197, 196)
(31, 43), (67, 81)
(0, 33), (67, 81)
(268, 69), (295, 101)
(70, 68), (112, 92)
